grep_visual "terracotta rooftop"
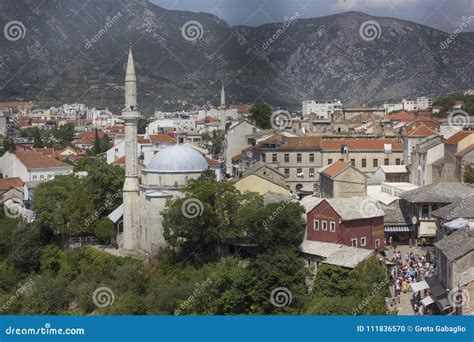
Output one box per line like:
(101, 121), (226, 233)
(148, 134), (176, 143)
(321, 139), (402, 151)
(205, 157), (219, 168)
(14, 150), (72, 169)
(444, 131), (473, 145)
(0, 177), (24, 190)
(112, 156), (125, 165)
(320, 160), (351, 178)
(384, 111), (415, 122)
(231, 154), (242, 162)
(455, 143), (474, 157)
(404, 124), (438, 137)
(137, 138), (151, 144)
(259, 135), (322, 150)
(34, 148), (55, 157)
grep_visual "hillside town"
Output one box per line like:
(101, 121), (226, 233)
(0, 46), (473, 317)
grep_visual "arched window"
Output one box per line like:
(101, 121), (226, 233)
(295, 184), (303, 192)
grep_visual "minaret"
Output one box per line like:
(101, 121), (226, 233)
(219, 84), (226, 131)
(122, 46), (140, 251)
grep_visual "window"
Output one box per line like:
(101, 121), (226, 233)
(328, 159), (333, 165)
(309, 153), (314, 162)
(284, 168), (290, 177)
(313, 219), (319, 230)
(284, 154), (289, 162)
(115, 148), (119, 152)
(322, 221), (328, 230)
(272, 154), (277, 162)
(40, 175), (44, 181)
(351, 238), (357, 247)
(309, 168), (314, 178)
(329, 221), (336, 232)
(262, 154), (266, 162)
(361, 237), (367, 247)
(350, 159), (355, 166)
(384, 158), (389, 166)
(297, 154), (302, 163)
(32, 175), (37, 181)
(396, 158), (401, 165)
(297, 168), (303, 178)
(375, 239), (380, 249)
(362, 159), (367, 167)
(373, 159), (378, 167)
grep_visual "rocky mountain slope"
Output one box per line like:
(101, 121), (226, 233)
(0, 0), (473, 113)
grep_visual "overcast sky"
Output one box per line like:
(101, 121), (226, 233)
(150, 0), (474, 32)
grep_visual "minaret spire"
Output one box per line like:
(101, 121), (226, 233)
(122, 46), (140, 252)
(220, 84), (225, 108)
(219, 84), (226, 131)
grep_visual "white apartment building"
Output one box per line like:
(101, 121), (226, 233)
(402, 97), (432, 111)
(302, 100), (343, 119)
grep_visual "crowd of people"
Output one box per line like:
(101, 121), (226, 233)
(390, 250), (437, 315)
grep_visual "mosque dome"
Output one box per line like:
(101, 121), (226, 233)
(147, 145), (209, 173)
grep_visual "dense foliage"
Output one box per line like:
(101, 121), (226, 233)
(249, 102), (272, 129)
(433, 94), (474, 116)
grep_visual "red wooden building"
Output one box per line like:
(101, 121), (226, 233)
(306, 196), (385, 250)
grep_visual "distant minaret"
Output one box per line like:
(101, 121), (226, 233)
(219, 84), (226, 130)
(122, 46), (140, 251)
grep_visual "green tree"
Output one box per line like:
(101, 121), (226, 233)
(463, 164), (474, 184)
(100, 134), (111, 153)
(31, 175), (96, 237)
(250, 102), (272, 129)
(95, 218), (116, 244)
(93, 128), (101, 154)
(32, 127), (45, 148)
(202, 129), (225, 157)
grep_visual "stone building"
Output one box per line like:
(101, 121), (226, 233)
(319, 160), (366, 198)
(321, 139), (403, 174)
(254, 135), (322, 192)
(441, 131), (474, 182)
(409, 135), (444, 186)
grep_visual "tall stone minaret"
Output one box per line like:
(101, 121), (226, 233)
(122, 46), (140, 251)
(219, 84), (226, 131)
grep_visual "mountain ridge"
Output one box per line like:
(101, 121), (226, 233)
(0, 0), (472, 113)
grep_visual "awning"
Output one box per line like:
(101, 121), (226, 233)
(436, 297), (452, 311)
(429, 284), (447, 299)
(442, 218), (474, 230)
(410, 280), (430, 292)
(420, 296), (435, 306)
(419, 221), (436, 237)
(385, 225), (414, 232)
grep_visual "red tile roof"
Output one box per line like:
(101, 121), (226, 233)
(455, 143), (474, 157)
(205, 157), (219, 168)
(0, 177), (24, 190)
(259, 135), (322, 150)
(148, 134), (176, 143)
(231, 154), (242, 162)
(14, 150), (72, 169)
(404, 124), (438, 137)
(321, 139), (402, 151)
(34, 148), (55, 157)
(321, 160), (351, 178)
(137, 138), (151, 144)
(444, 131), (473, 145)
(112, 156), (125, 165)
(384, 111), (415, 122)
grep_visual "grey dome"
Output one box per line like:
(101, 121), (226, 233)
(147, 145), (208, 173)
